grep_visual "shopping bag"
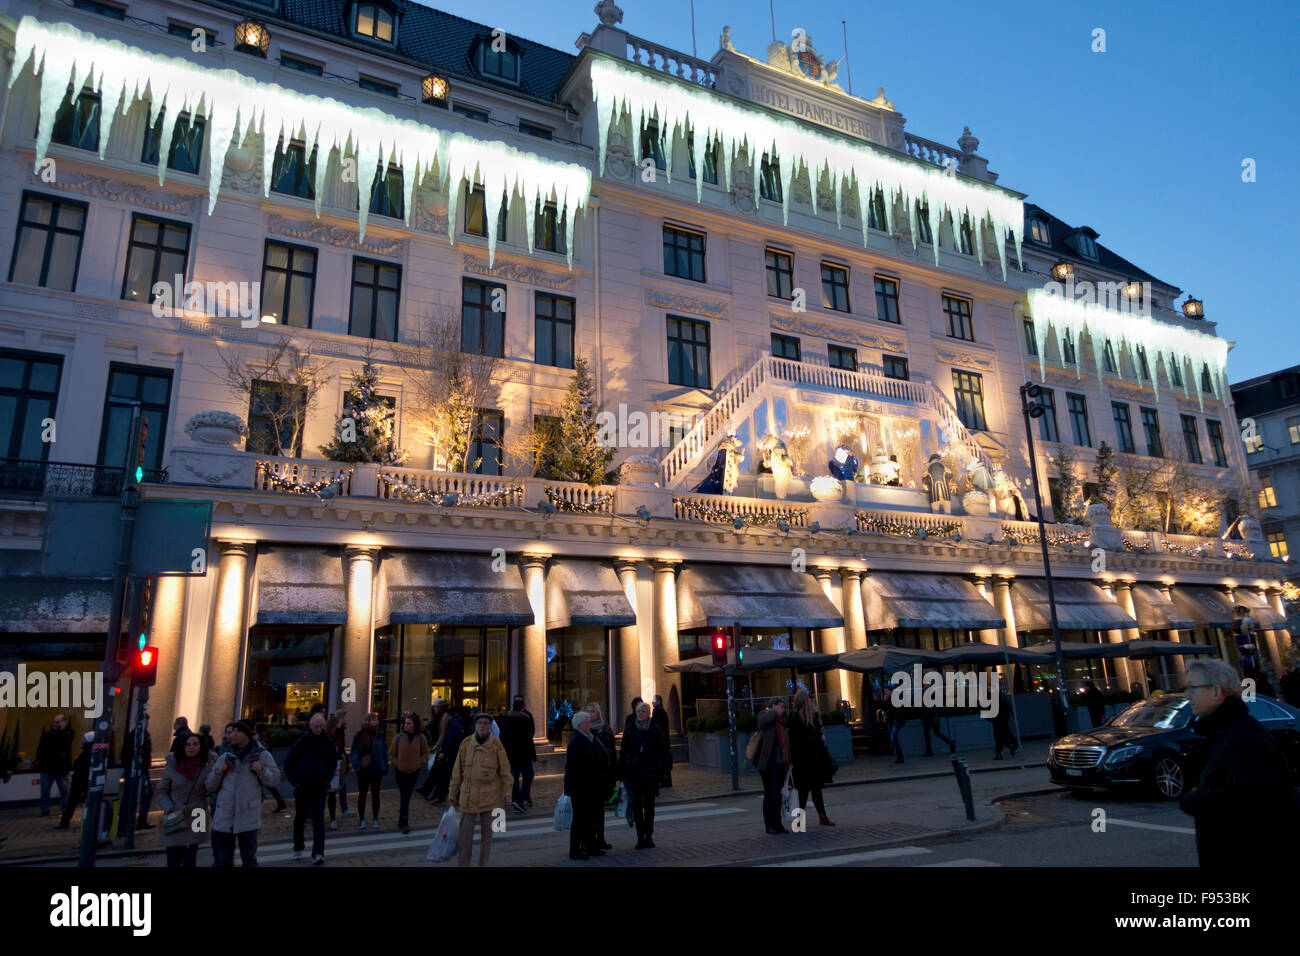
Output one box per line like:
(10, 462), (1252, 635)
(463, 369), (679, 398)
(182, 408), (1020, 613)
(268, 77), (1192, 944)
(427, 807), (460, 862)
(780, 769), (794, 819)
(329, 759), (342, 793)
(553, 794), (573, 831)
(616, 782), (634, 828)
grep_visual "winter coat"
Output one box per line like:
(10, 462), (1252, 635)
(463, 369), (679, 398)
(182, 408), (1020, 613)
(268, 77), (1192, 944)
(499, 709), (536, 765)
(35, 726), (74, 775)
(349, 729), (390, 775)
(754, 708), (790, 772)
(619, 721), (669, 794)
(390, 731), (430, 774)
(68, 743), (92, 802)
(285, 728), (338, 790)
(448, 733), (511, 813)
(563, 731), (606, 798)
(1179, 695), (1300, 867)
(591, 721), (618, 791)
(789, 711), (831, 790)
(651, 703), (671, 743)
(205, 739), (280, 834)
(121, 730), (153, 773)
(155, 753), (214, 848)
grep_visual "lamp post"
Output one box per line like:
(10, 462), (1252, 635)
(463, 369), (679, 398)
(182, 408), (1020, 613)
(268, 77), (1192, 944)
(1020, 381), (1069, 713)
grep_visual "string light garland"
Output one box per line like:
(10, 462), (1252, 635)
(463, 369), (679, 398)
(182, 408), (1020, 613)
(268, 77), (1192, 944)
(377, 473), (521, 507)
(1001, 524), (1089, 548)
(1222, 542), (1252, 560)
(857, 512), (961, 539)
(259, 463), (352, 495)
(674, 496), (806, 528)
(544, 487), (614, 513)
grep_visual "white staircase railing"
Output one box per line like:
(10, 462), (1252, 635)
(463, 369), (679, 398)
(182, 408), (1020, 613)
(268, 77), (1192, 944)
(660, 357), (771, 487)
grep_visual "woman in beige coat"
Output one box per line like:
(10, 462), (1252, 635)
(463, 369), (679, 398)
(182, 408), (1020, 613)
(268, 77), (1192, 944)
(156, 732), (215, 867)
(448, 712), (511, 867)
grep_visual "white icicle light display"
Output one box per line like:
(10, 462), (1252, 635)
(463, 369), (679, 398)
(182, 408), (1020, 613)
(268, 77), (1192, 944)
(1026, 288), (1230, 409)
(590, 57), (1024, 277)
(11, 17), (589, 264)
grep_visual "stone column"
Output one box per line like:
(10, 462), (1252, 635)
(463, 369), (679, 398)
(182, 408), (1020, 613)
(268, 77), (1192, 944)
(1253, 589), (1286, 679)
(812, 568), (847, 707)
(147, 575), (187, 735)
(651, 560), (682, 735)
(341, 545), (379, 732)
(202, 540), (253, 730)
(519, 554), (549, 746)
(838, 568), (867, 715)
(1108, 582), (1140, 691)
(1157, 585), (1187, 683)
(990, 576), (1020, 690)
(614, 559), (643, 731)
(970, 575), (1000, 646)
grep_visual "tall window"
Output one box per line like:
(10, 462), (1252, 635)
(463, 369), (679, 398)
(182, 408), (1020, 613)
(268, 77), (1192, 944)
(666, 316), (710, 389)
(1207, 420), (1227, 467)
(1112, 402), (1135, 453)
(464, 185), (508, 241)
(874, 276), (900, 323)
(1181, 415), (1203, 464)
(9, 194), (87, 291)
(1061, 330), (1077, 365)
(770, 333), (800, 362)
(1288, 416), (1300, 444)
(122, 216), (191, 305)
(1266, 531), (1288, 560)
(955, 215), (974, 255)
(1135, 345), (1151, 380)
(1140, 408), (1163, 458)
(270, 141), (317, 199)
(1037, 388), (1059, 443)
(1258, 475), (1276, 510)
(951, 370), (987, 431)
(355, 3), (395, 41)
(141, 111), (205, 174)
(469, 410), (504, 475)
(866, 190), (888, 231)
(479, 41), (519, 83)
(828, 345), (857, 372)
(686, 132), (719, 184)
(0, 349), (62, 461)
(534, 201), (566, 255)
(535, 294), (574, 369)
(663, 225), (706, 282)
(248, 381), (307, 457)
(368, 165), (404, 219)
(759, 154), (782, 202)
(1066, 392), (1091, 447)
(943, 295), (974, 341)
(883, 355), (909, 380)
(821, 263), (850, 312)
(1103, 339), (1117, 373)
(1023, 318), (1038, 356)
(1168, 358), (1184, 388)
(349, 258), (400, 341)
(640, 120), (667, 170)
(51, 88), (101, 151)
(1200, 364), (1214, 394)
(261, 242), (317, 328)
(765, 249), (793, 299)
(97, 365), (172, 471)
(462, 279), (505, 357)
(914, 202), (933, 244)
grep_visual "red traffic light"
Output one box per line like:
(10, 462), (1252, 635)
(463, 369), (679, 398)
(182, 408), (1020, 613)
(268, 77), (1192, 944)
(132, 645), (159, 687)
(710, 632), (728, 667)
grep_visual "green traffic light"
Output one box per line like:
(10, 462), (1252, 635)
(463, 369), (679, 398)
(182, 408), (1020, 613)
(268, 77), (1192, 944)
(134, 465), (144, 483)
(138, 632), (147, 651)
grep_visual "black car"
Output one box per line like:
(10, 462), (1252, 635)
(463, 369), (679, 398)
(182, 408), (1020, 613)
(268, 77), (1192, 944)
(1047, 693), (1300, 800)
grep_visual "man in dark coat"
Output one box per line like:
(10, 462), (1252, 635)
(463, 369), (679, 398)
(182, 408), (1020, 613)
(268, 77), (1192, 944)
(35, 715), (74, 816)
(56, 733), (95, 830)
(651, 695), (673, 788)
(1081, 679), (1106, 728)
(754, 700), (791, 834)
(623, 697), (643, 734)
(620, 701), (670, 848)
(563, 710), (606, 860)
(285, 712), (337, 863)
(500, 695), (537, 812)
(1179, 659), (1300, 867)
(991, 691), (1018, 760)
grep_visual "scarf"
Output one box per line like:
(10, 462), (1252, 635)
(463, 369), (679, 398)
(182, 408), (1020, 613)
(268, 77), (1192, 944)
(177, 755), (202, 780)
(590, 719), (606, 734)
(635, 718), (651, 731)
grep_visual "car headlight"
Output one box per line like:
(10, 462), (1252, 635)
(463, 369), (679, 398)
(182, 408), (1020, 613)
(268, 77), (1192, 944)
(1102, 744), (1143, 767)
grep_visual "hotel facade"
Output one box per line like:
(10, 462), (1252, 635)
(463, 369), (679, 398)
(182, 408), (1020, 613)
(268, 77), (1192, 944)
(0, 0), (1290, 765)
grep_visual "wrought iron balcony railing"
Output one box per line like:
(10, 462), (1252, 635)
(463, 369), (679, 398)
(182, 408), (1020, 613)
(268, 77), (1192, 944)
(0, 458), (168, 499)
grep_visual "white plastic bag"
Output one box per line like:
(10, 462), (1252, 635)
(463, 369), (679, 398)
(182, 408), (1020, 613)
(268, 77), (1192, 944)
(426, 751), (436, 773)
(427, 806), (460, 862)
(615, 782), (634, 827)
(780, 769), (794, 819)
(553, 794), (573, 831)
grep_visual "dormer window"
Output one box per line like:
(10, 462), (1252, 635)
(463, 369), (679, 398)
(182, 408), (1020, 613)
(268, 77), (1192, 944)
(355, 3), (395, 42)
(477, 36), (521, 84)
(1029, 218), (1050, 244)
(1075, 233), (1098, 259)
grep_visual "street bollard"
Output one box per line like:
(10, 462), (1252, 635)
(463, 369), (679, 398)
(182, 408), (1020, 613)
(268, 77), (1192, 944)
(951, 755), (975, 821)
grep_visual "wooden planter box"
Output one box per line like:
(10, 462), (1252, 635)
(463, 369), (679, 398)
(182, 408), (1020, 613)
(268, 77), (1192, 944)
(687, 731), (757, 773)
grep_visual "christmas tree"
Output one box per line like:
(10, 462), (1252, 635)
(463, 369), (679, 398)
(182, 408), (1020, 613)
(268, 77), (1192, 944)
(552, 357), (615, 485)
(320, 361), (409, 465)
(1092, 441), (1118, 513)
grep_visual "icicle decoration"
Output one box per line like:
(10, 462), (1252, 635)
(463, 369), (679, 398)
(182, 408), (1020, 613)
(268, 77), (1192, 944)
(11, 17), (589, 264)
(1026, 289), (1230, 410)
(590, 57), (1024, 278)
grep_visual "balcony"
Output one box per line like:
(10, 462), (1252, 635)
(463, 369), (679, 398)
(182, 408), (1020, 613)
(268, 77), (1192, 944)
(0, 458), (168, 499)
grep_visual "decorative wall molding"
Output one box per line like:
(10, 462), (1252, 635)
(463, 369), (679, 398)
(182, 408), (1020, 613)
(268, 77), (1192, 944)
(409, 186), (449, 237)
(29, 169), (199, 214)
(73, 302), (118, 323)
(267, 214), (406, 257)
(934, 345), (995, 371)
(1107, 382), (1155, 403)
(770, 312), (905, 353)
(646, 287), (728, 319)
(463, 253), (576, 291)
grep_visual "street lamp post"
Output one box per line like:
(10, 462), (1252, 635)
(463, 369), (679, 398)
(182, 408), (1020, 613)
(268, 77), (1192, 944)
(1020, 382), (1069, 714)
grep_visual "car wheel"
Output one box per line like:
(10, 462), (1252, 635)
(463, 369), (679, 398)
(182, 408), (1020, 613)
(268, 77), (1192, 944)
(1153, 755), (1185, 800)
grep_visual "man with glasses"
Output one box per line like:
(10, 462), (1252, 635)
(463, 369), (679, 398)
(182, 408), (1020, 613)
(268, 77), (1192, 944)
(1178, 659), (1300, 867)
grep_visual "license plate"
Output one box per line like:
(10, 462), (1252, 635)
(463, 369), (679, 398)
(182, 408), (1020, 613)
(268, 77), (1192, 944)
(1065, 768), (1084, 777)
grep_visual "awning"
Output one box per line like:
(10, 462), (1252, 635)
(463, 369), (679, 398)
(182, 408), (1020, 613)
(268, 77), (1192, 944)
(545, 559), (635, 629)
(1230, 589), (1286, 629)
(1021, 640), (1131, 660)
(383, 550), (534, 626)
(1010, 578), (1137, 631)
(1123, 638), (1217, 658)
(834, 645), (949, 673)
(1168, 586), (1236, 628)
(862, 573), (1004, 631)
(736, 647), (839, 671)
(675, 565), (843, 629)
(1130, 584), (1198, 630)
(664, 656), (721, 674)
(254, 546), (347, 625)
(0, 575), (112, 633)
(936, 642), (1050, 665)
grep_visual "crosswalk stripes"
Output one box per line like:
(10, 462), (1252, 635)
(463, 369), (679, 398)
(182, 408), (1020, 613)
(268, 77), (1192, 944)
(760, 846), (933, 867)
(918, 858), (1002, 867)
(1103, 818), (1195, 835)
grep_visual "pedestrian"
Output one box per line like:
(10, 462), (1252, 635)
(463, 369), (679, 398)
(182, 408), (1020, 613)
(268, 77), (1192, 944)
(285, 712), (336, 863)
(34, 714), (74, 817)
(56, 732), (94, 831)
(448, 712), (511, 867)
(198, 724), (216, 753)
(349, 712), (389, 830)
(623, 697), (644, 734)
(171, 717), (191, 744)
(991, 690), (1018, 759)
(390, 713), (428, 834)
(883, 685), (906, 764)
(418, 698), (451, 800)
(651, 695), (673, 788)
(619, 701), (670, 848)
(430, 705), (467, 804)
(500, 695), (536, 812)
(788, 689), (835, 827)
(754, 699), (791, 835)
(563, 710), (607, 860)
(207, 719), (280, 867)
(587, 702), (617, 851)
(1081, 679), (1106, 727)
(155, 731), (214, 867)
(920, 704), (955, 756)
(325, 710), (352, 829)
(254, 723), (289, 813)
(119, 713), (155, 834)
(1180, 658), (1300, 866)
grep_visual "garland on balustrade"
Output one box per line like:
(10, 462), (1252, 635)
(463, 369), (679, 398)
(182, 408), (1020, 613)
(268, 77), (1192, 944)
(1162, 539), (1209, 557)
(259, 463), (353, 495)
(1122, 537), (1148, 553)
(1222, 542), (1253, 559)
(674, 496), (805, 528)
(1000, 524), (1089, 547)
(857, 512), (961, 539)
(377, 473), (522, 507)
(545, 487), (614, 513)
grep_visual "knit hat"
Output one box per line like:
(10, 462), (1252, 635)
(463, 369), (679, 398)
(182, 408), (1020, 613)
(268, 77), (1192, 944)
(233, 719), (255, 738)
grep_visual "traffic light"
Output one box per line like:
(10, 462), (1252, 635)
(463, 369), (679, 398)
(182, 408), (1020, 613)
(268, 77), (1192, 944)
(132, 645), (159, 687)
(710, 631), (728, 667)
(128, 417), (149, 489)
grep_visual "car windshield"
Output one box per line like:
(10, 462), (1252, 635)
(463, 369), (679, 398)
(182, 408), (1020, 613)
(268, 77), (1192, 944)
(1109, 698), (1191, 730)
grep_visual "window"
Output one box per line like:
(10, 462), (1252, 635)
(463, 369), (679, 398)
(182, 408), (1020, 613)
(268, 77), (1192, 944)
(1029, 218), (1050, 244)
(468, 410), (504, 475)
(1103, 339), (1117, 373)
(534, 201), (567, 255)
(1136, 345), (1151, 380)
(1181, 415), (1203, 464)
(248, 381), (307, 458)
(663, 225), (706, 282)
(874, 276), (900, 323)
(1244, 429), (1264, 454)
(141, 110), (206, 173)
(1112, 402), (1135, 454)
(1266, 531), (1288, 560)
(453, 104), (490, 122)
(1076, 234), (1097, 259)
(951, 371), (987, 431)
(73, 0), (125, 19)
(955, 215), (974, 255)
(348, 258), (400, 341)
(1061, 330), (1077, 365)
(1169, 358), (1184, 388)
(1258, 475), (1277, 510)
(535, 294), (574, 369)
(639, 120), (666, 170)
(1281, 377), (1299, 400)
(866, 190), (888, 231)
(97, 365), (172, 471)
(943, 295), (974, 341)
(686, 132), (719, 184)
(828, 345), (857, 372)
(1037, 389), (1059, 443)
(1288, 417), (1300, 444)
(666, 316), (710, 389)
(1207, 420), (1227, 467)
(914, 202), (933, 244)
(771, 334), (800, 362)
(519, 120), (552, 140)
(1140, 408), (1163, 458)
(359, 75), (399, 98)
(9, 194), (86, 291)
(765, 249), (793, 299)
(883, 355), (909, 381)
(1023, 318), (1038, 356)
(270, 141), (317, 199)
(464, 185), (508, 241)
(280, 53), (324, 75)
(759, 154), (782, 203)
(355, 3), (395, 42)
(50, 88), (101, 151)
(122, 216), (191, 304)
(479, 41), (520, 83)
(1200, 363), (1214, 395)
(1066, 393), (1091, 447)
(462, 279), (506, 357)
(169, 21), (218, 43)
(821, 263), (850, 312)
(260, 241), (317, 328)
(0, 349), (62, 461)
(367, 165), (404, 219)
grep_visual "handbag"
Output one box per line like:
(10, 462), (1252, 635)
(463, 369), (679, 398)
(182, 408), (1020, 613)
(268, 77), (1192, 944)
(162, 765), (203, 835)
(780, 767), (794, 818)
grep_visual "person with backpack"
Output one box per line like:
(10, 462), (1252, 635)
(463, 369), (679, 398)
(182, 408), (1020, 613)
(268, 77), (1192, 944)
(391, 713), (429, 834)
(349, 713), (390, 830)
(788, 690), (835, 826)
(253, 724), (289, 814)
(500, 695), (537, 812)
(619, 701), (670, 849)
(753, 699), (791, 835)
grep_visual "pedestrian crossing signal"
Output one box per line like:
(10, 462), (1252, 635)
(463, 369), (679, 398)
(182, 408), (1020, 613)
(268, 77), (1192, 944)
(132, 646), (159, 687)
(711, 631), (728, 667)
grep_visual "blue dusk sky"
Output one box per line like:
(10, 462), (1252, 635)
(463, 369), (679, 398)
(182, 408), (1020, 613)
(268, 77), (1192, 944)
(430, 0), (1299, 381)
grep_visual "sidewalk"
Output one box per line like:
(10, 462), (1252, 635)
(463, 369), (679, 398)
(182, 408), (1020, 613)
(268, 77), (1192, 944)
(0, 740), (1048, 864)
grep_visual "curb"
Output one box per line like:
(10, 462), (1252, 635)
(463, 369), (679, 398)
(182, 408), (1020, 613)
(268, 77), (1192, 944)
(988, 786), (1065, 803)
